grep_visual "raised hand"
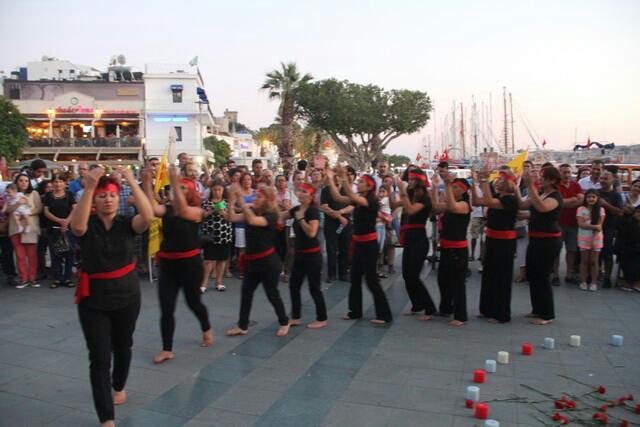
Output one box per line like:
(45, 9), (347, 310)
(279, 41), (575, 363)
(84, 166), (105, 191)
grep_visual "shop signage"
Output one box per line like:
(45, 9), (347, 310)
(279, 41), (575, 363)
(54, 106), (139, 115)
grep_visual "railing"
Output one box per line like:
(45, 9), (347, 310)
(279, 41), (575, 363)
(27, 137), (142, 148)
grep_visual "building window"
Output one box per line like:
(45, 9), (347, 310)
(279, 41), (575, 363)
(174, 126), (182, 141)
(9, 85), (20, 100)
(171, 84), (183, 103)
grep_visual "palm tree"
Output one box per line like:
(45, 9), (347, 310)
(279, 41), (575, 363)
(261, 62), (312, 172)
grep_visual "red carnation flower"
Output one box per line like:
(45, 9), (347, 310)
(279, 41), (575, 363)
(621, 420), (628, 427)
(635, 403), (640, 414)
(465, 399), (474, 408)
(555, 400), (566, 409)
(566, 400), (576, 409)
(598, 385), (607, 394)
(600, 404), (608, 412)
(552, 412), (562, 421)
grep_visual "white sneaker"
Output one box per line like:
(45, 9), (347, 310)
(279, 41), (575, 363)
(30, 282), (41, 288)
(589, 283), (597, 292)
(579, 282), (588, 291)
(15, 282), (29, 289)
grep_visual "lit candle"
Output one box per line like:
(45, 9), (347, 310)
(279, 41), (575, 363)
(543, 337), (555, 349)
(466, 385), (480, 402)
(522, 343), (533, 356)
(484, 420), (500, 427)
(485, 359), (497, 373)
(497, 351), (509, 364)
(475, 402), (489, 420)
(473, 369), (486, 384)
(570, 335), (581, 347)
(611, 335), (624, 347)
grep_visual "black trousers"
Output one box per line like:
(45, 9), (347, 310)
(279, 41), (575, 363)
(78, 299), (140, 423)
(526, 237), (561, 320)
(480, 238), (516, 322)
(437, 247), (468, 322)
(238, 262), (289, 330)
(289, 252), (327, 321)
(0, 235), (16, 278)
(402, 236), (436, 314)
(348, 240), (392, 322)
(325, 221), (352, 279)
(158, 256), (210, 351)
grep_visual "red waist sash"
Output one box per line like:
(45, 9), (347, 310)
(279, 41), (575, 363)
(400, 223), (425, 246)
(440, 239), (468, 249)
(75, 262), (136, 304)
(239, 247), (276, 272)
(486, 228), (517, 240)
(156, 248), (201, 260)
(528, 231), (561, 238)
(297, 246), (321, 254)
(352, 232), (377, 243)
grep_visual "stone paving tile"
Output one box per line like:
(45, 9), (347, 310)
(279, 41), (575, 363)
(321, 401), (395, 426)
(188, 407), (257, 427)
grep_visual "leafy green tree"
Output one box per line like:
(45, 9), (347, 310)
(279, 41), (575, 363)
(261, 62), (313, 172)
(296, 79), (431, 170)
(384, 154), (411, 167)
(203, 135), (232, 168)
(0, 96), (27, 161)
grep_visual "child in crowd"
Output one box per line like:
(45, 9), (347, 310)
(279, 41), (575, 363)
(376, 185), (392, 278)
(576, 190), (605, 291)
(3, 183), (32, 233)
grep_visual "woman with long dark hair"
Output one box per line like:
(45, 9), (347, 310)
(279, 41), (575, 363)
(518, 166), (563, 325)
(226, 184), (290, 337)
(472, 168), (519, 323)
(397, 170), (435, 320)
(576, 189), (605, 291)
(70, 167), (153, 427)
(149, 165), (214, 364)
(325, 167), (392, 324)
(200, 180), (232, 292)
(281, 183), (327, 329)
(431, 174), (471, 326)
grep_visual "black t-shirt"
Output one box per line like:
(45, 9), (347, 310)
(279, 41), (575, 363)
(486, 194), (518, 231)
(245, 210), (280, 272)
(321, 186), (350, 228)
(598, 189), (623, 230)
(290, 205), (321, 251)
(353, 192), (379, 235)
(529, 191), (563, 234)
(441, 203), (471, 242)
(79, 215), (139, 310)
(44, 191), (76, 229)
(160, 205), (201, 252)
(400, 192), (432, 240)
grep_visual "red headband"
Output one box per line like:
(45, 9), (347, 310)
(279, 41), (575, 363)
(361, 175), (376, 190)
(409, 172), (427, 182)
(452, 180), (470, 191)
(93, 183), (120, 198)
(298, 183), (316, 197)
(180, 178), (197, 192)
(499, 171), (517, 184)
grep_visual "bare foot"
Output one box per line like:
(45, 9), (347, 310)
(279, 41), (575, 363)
(276, 324), (290, 337)
(370, 319), (388, 325)
(227, 327), (248, 336)
(153, 351), (174, 364)
(307, 320), (327, 329)
(201, 329), (214, 347)
(448, 320), (466, 327)
(289, 319), (302, 327)
(531, 318), (554, 325)
(112, 389), (126, 405)
(102, 421), (115, 427)
(418, 314), (432, 321)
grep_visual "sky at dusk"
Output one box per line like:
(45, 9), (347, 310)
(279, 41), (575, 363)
(1, 0), (638, 159)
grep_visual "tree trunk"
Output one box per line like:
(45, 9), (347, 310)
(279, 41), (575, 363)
(313, 132), (322, 155)
(280, 97), (295, 174)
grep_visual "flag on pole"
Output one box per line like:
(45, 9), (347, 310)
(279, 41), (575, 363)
(440, 149), (449, 161)
(542, 139), (547, 148)
(586, 137), (592, 149)
(489, 149), (529, 181)
(433, 150), (439, 160)
(416, 153), (422, 162)
(189, 56), (198, 67)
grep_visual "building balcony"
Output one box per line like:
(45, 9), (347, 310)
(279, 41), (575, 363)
(27, 136), (142, 148)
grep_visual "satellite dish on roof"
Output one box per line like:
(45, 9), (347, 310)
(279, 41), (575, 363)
(117, 55), (126, 65)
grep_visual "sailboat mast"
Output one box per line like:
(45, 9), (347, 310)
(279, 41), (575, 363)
(509, 92), (515, 153)
(503, 87), (509, 154)
(460, 102), (465, 159)
(472, 96), (478, 157)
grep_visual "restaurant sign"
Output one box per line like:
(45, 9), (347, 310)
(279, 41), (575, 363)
(54, 106), (139, 114)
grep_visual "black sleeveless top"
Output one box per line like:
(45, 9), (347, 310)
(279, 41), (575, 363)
(401, 192), (432, 240)
(529, 191), (563, 234)
(290, 205), (321, 251)
(245, 210), (280, 272)
(441, 202), (471, 242)
(353, 192), (379, 235)
(160, 205), (201, 252)
(486, 194), (518, 231)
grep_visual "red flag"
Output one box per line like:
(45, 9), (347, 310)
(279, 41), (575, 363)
(416, 153), (422, 162)
(542, 139), (547, 148)
(433, 150), (439, 160)
(440, 149), (449, 161)
(587, 137), (592, 149)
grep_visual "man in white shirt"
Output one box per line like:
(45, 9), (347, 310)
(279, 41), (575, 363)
(578, 159), (603, 190)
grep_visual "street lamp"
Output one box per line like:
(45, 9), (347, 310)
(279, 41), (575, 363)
(47, 109), (56, 145)
(92, 109), (102, 139)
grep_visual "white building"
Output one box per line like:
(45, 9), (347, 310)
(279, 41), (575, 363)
(24, 56), (102, 81)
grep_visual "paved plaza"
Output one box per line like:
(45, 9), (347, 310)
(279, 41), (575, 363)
(1, 256), (639, 427)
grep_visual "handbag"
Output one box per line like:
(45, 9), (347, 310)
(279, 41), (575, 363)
(51, 229), (72, 256)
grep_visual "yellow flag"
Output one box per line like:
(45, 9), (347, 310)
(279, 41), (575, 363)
(148, 217), (163, 257)
(489, 149), (529, 181)
(154, 150), (170, 193)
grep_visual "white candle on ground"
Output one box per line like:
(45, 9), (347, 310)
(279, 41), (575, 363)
(611, 335), (623, 347)
(497, 351), (509, 364)
(484, 420), (500, 427)
(569, 335), (581, 347)
(485, 359), (497, 373)
(466, 385), (480, 402)
(544, 337), (555, 349)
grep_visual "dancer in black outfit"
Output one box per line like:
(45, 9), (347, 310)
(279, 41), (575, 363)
(281, 183), (328, 329)
(148, 165), (213, 364)
(518, 166), (563, 325)
(325, 167), (392, 324)
(431, 174), (471, 326)
(396, 170), (436, 320)
(226, 184), (290, 337)
(71, 166), (153, 427)
(471, 168), (519, 323)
